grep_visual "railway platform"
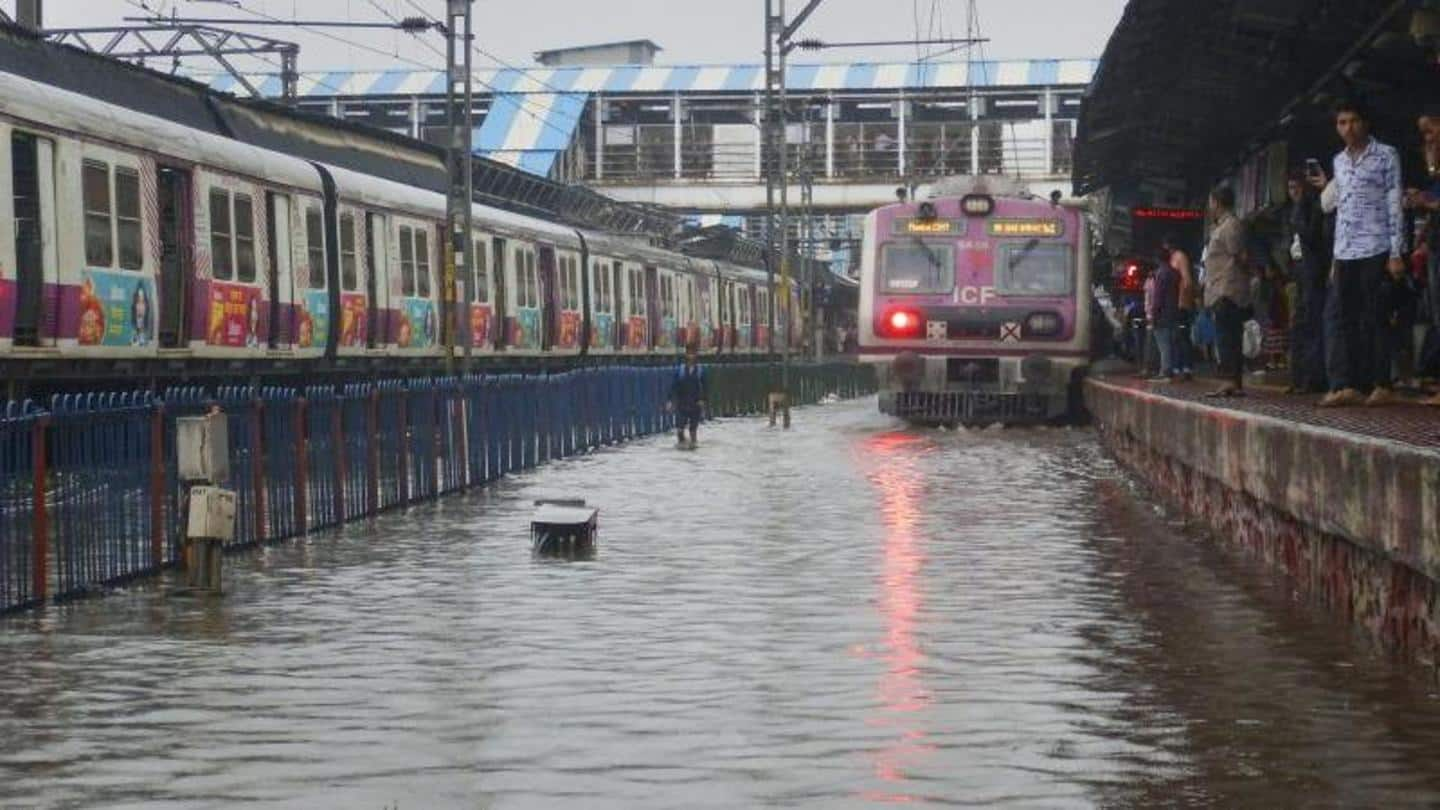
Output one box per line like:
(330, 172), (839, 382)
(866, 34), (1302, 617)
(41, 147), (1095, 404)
(1085, 372), (1440, 671)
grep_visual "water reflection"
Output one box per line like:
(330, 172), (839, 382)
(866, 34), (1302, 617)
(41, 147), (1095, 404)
(864, 434), (933, 802)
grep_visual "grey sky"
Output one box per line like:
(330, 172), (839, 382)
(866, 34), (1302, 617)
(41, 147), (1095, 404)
(33, 1), (1125, 73)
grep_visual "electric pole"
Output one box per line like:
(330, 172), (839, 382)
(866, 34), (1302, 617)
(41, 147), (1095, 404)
(444, 0), (475, 372)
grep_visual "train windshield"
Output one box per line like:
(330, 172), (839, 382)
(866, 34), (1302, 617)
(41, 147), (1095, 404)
(880, 240), (954, 294)
(997, 241), (1072, 296)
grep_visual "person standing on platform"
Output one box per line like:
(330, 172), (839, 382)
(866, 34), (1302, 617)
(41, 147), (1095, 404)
(1162, 233), (1197, 381)
(667, 349), (707, 449)
(1202, 186), (1250, 398)
(1285, 170), (1330, 393)
(1316, 100), (1407, 408)
(1148, 246), (1181, 382)
(1408, 110), (1440, 405)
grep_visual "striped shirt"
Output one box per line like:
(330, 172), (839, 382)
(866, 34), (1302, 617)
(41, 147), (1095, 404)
(1331, 138), (1404, 261)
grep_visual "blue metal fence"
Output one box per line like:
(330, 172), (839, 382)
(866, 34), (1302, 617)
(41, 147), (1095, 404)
(0, 402), (41, 613)
(48, 392), (156, 601)
(0, 363), (873, 611)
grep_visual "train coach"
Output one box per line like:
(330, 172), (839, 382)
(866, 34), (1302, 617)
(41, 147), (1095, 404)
(0, 71), (799, 383)
(858, 180), (1095, 425)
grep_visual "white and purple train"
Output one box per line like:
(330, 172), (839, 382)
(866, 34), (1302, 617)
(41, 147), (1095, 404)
(858, 181), (1096, 425)
(0, 72), (798, 379)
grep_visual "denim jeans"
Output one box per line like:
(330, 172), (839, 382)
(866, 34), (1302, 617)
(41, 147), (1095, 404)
(1171, 310), (1194, 374)
(1152, 326), (1174, 376)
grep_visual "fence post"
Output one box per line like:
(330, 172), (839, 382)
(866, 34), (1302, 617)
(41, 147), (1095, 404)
(294, 397), (308, 534)
(31, 414), (49, 604)
(430, 387), (442, 496)
(397, 391), (410, 506)
(332, 399), (346, 521)
(367, 389), (379, 516)
(252, 399), (266, 542)
(149, 402), (164, 569)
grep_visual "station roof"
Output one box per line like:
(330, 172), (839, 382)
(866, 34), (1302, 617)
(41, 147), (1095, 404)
(1073, 0), (1424, 198)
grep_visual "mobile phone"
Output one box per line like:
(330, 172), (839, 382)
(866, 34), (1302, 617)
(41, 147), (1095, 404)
(1305, 158), (1322, 176)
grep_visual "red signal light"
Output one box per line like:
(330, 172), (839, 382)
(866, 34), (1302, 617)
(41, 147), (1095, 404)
(881, 308), (923, 338)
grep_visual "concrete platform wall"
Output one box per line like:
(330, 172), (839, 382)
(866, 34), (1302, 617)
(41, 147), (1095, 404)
(1086, 379), (1440, 669)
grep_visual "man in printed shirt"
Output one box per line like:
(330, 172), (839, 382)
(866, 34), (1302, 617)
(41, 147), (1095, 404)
(1315, 100), (1407, 407)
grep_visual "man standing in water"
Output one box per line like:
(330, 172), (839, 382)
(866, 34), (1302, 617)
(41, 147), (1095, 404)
(667, 349), (707, 448)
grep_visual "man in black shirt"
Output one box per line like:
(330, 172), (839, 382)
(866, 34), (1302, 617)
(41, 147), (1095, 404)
(667, 350), (707, 448)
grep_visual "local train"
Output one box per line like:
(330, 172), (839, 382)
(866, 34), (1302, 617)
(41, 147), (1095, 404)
(857, 180), (1095, 425)
(0, 72), (797, 378)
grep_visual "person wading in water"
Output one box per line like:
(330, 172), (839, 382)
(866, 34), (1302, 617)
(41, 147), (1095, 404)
(667, 349), (707, 448)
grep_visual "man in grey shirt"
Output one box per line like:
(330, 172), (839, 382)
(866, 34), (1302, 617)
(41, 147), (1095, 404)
(1202, 186), (1249, 397)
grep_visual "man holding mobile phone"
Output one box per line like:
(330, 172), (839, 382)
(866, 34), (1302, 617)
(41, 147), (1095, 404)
(1317, 99), (1406, 408)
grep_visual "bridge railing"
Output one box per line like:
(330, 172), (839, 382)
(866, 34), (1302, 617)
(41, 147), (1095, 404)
(0, 362), (875, 612)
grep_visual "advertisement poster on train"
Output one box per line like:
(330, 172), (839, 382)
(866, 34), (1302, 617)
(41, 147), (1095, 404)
(339, 293), (367, 348)
(626, 316), (647, 350)
(558, 310), (580, 348)
(297, 290), (330, 349)
(397, 298), (436, 349)
(206, 281), (262, 348)
(511, 308), (540, 349)
(0, 279), (12, 339)
(469, 303), (492, 348)
(590, 312), (612, 348)
(77, 270), (154, 347)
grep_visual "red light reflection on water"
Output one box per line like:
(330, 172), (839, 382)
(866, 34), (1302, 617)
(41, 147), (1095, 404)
(858, 433), (935, 803)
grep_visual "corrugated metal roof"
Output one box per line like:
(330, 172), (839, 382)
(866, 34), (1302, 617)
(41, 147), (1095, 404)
(203, 58), (1098, 99)
(471, 91), (587, 176)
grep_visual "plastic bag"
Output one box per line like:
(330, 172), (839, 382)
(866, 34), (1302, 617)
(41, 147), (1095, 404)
(1242, 319), (1263, 359)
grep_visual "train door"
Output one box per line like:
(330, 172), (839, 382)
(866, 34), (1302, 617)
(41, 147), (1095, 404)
(643, 265), (659, 350)
(611, 260), (624, 350)
(155, 165), (191, 348)
(491, 236), (507, 348)
(365, 211), (386, 349)
(10, 132), (57, 346)
(264, 192), (291, 348)
(538, 244), (557, 351)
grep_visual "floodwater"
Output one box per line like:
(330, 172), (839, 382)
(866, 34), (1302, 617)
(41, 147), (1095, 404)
(2, 398), (1440, 809)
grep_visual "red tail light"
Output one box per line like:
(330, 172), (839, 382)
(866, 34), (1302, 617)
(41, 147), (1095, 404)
(880, 308), (924, 338)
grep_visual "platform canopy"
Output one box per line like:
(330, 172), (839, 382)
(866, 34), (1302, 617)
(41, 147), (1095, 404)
(1073, 0), (1429, 199)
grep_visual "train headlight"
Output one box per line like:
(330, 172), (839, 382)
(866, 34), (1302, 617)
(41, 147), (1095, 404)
(1025, 311), (1062, 337)
(961, 194), (994, 216)
(881, 307), (924, 338)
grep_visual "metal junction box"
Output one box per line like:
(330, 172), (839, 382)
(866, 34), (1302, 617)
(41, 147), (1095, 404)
(186, 486), (237, 542)
(177, 413), (229, 484)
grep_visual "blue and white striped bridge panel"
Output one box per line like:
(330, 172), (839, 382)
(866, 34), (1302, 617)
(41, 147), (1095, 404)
(202, 58), (1098, 99)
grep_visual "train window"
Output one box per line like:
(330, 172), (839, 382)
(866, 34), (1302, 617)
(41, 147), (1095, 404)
(415, 229), (431, 298)
(338, 212), (357, 291)
(82, 160), (112, 267)
(234, 194), (256, 283)
(305, 207), (325, 289)
(880, 241), (954, 294)
(115, 168), (142, 271)
(474, 239), (489, 303)
(398, 226), (415, 296)
(209, 189), (233, 281)
(996, 241), (1072, 297)
(600, 265), (611, 313)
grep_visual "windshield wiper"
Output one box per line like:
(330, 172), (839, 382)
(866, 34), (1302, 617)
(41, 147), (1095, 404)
(911, 236), (943, 269)
(1008, 238), (1040, 269)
